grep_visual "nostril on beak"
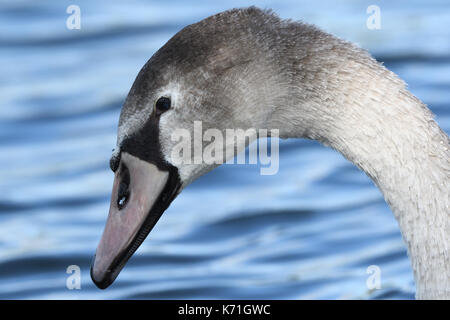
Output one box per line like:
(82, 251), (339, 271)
(117, 195), (127, 209)
(117, 182), (129, 210)
(116, 163), (131, 210)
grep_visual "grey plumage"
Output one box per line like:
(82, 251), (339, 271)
(110, 7), (449, 299)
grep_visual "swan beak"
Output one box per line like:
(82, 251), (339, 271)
(91, 152), (179, 289)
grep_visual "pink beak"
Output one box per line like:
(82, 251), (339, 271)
(91, 152), (172, 289)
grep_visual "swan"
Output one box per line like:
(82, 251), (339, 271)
(90, 7), (450, 299)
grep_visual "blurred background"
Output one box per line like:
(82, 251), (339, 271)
(0, 0), (449, 299)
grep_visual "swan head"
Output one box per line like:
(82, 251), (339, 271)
(90, 7), (289, 289)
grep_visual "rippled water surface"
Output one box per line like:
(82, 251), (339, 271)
(0, 0), (449, 299)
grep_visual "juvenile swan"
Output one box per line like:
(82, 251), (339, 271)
(91, 7), (450, 299)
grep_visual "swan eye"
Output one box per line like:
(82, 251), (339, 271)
(155, 97), (171, 113)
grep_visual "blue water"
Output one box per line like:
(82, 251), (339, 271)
(0, 0), (449, 299)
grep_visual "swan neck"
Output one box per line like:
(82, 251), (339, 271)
(270, 52), (450, 299)
(323, 95), (449, 299)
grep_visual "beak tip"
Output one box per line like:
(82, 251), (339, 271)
(90, 255), (113, 290)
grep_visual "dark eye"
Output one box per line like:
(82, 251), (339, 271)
(155, 97), (171, 113)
